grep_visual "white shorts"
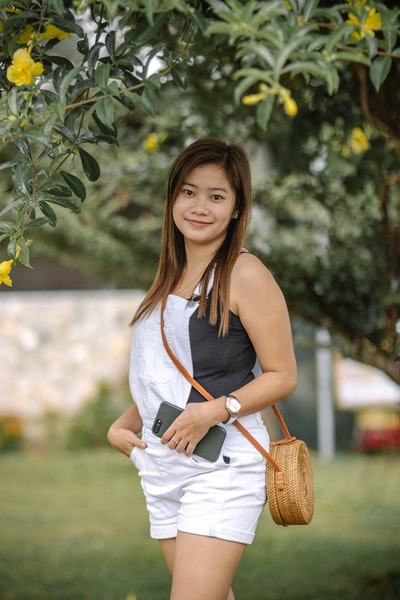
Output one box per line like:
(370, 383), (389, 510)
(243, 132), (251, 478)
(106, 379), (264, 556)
(130, 427), (267, 545)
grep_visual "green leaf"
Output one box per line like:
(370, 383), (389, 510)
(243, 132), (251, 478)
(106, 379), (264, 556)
(324, 63), (340, 95)
(333, 51), (371, 67)
(237, 41), (275, 68)
(69, 77), (95, 103)
(78, 147), (101, 181)
(140, 87), (158, 117)
(50, 15), (84, 37)
(95, 97), (115, 129)
(24, 217), (50, 231)
(115, 93), (136, 111)
(11, 163), (31, 196)
(0, 199), (25, 217)
(60, 171), (86, 201)
(24, 130), (54, 148)
(53, 124), (78, 145)
(18, 244), (31, 268)
(95, 62), (111, 90)
(370, 56), (392, 92)
(7, 86), (18, 116)
(41, 184), (73, 197)
(302, 0), (319, 21)
(15, 204), (31, 228)
(0, 161), (18, 172)
(39, 201), (57, 226)
(105, 31), (116, 59)
(170, 66), (188, 89)
(53, 64), (68, 94)
(39, 195), (81, 213)
(282, 60), (328, 78)
(256, 96), (275, 131)
(41, 89), (62, 106)
(59, 67), (83, 104)
(7, 238), (17, 259)
(364, 35), (378, 60)
(379, 6), (399, 52)
(11, 138), (32, 163)
(87, 43), (103, 78)
(92, 112), (118, 138)
(0, 221), (17, 235)
(49, 101), (66, 121)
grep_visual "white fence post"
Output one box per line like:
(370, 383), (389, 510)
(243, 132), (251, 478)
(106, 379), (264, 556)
(316, 328), (335, 461)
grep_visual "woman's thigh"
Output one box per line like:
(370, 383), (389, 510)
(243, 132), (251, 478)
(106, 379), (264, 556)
(168, 531), (246, 600)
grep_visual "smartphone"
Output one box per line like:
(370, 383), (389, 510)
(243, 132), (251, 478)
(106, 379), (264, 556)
(152, 401), (226, 462)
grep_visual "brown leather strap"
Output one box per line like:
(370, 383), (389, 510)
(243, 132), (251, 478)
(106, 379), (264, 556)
(160, 298), (292, 472)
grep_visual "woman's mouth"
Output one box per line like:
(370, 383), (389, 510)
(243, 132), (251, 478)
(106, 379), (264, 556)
(186, 218), (211, 227)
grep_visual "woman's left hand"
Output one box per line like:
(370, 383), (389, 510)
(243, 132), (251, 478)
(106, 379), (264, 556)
(160, 400), (224, 455)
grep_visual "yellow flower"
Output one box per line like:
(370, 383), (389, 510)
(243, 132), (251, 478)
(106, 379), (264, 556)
(18, 25), (34, 44)
(242, 83), (269, 106)
(341, 145), (351, 157)
(348, 127), (369, 154)
(279, 87), (298, 117)
(0, 259), (14, 287)
(283, 95), (298, 116)
(242, 92), (266, 106)
(39, 24), (70, 40)
(144, 133), (160, 152)
(6, 48), (44, 86)
(5, 5), (21, 14)
(346, 5), (382, 40)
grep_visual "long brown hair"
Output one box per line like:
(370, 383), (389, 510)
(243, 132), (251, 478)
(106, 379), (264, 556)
(132, 137), (252, 335)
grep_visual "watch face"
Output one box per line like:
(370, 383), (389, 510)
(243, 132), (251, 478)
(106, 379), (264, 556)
(226, 396), (241, 415)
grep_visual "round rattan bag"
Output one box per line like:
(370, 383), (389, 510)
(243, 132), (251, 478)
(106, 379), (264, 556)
(266, 436), (314, 526)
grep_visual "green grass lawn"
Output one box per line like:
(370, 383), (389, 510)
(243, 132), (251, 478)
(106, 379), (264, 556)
(0, 449), (399, 600)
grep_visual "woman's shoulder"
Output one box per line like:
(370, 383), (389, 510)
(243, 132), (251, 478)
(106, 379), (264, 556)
(233, 251), (274, 284)
(230, 252), (283, 312)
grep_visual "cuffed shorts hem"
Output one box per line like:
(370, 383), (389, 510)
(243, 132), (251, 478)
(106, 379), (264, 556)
(150, 521), (258, 545)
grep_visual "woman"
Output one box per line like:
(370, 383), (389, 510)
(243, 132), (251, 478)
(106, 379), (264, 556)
(108, 138), (297, 600)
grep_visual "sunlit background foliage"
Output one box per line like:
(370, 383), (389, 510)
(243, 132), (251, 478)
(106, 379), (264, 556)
(0, 0), (399, 383)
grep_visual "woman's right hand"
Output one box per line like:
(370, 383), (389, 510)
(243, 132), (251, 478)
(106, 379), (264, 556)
(107, 404), (147, 457)
(107, 426), (147, 457)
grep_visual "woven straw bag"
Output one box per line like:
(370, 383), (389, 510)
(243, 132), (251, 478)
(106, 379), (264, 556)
(266, 419), (314, 525)
(160, 300), (314, 527)
(235, 405), (314, 526)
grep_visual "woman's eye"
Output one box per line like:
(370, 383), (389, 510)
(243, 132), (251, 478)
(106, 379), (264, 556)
(211, 194), (223, 201)
(183, 188), (194, 196)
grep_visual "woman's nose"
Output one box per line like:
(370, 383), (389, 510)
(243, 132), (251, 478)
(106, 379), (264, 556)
(190, 195), (209, 212)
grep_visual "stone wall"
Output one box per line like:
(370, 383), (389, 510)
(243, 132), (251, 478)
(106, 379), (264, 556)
(1, 290), (144, 421)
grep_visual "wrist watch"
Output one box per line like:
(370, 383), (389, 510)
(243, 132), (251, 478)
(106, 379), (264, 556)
(223, 394), (241, 424)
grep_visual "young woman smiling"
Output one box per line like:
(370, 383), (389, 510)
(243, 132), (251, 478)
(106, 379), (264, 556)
(108, 138), (297, 600)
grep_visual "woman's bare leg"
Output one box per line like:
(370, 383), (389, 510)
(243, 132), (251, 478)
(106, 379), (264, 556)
(160, 532), (245, 600)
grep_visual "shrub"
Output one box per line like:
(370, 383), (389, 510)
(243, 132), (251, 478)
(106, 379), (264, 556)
(67, 381), (129, 449)
(0, 415), (23, 452)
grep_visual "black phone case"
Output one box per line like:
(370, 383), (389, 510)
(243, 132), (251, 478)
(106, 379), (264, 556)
(152, 401), (226, 462)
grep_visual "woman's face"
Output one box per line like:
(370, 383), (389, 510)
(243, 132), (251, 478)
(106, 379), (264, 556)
(172, 163), (237, 250)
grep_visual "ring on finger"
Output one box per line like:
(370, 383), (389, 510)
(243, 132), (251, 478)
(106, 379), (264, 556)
(172, 438), (179, 446)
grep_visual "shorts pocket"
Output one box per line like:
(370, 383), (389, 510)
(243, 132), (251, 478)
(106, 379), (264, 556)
(190, 452), (230, 470)
(130, 446), (144, 470)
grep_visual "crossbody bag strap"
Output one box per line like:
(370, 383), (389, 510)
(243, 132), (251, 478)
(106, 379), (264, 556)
(160, 298), (290, 473)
